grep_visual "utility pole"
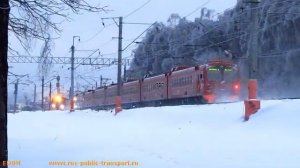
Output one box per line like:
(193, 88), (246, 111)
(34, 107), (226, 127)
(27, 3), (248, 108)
(34, 84), (36, 109)
(117, 16), (123, 97)
(100, 75), (103, 87)
(49, 82), (52, 110)
(13, 79), (19, 113)
(101, 16), (152, 113)
(123, 63), (127, 82)
(70, 36), (80, 112)
(101, 16), (123, 112)
(246, 0), (260, 79)
(56, 75), (60, 94)
(9, 73), (28, 113)
(41, 76), (44, 111)
(113, 16), (124, 113)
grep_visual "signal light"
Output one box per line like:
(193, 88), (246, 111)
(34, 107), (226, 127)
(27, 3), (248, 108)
(234, 84), (240, 90)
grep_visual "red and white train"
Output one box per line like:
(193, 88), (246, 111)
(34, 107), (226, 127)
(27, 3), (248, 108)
(76, 60), (241, 110)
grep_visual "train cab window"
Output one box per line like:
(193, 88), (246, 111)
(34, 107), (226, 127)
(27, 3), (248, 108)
(207, 66), (238, 82)
(200, 74), (203, 79)
(224, 67), (238, 81)
(207, 67), (222, 81)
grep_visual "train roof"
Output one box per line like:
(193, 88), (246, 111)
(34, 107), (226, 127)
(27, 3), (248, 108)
(206, 60), (236, 66)
(170, 66), (190, 72)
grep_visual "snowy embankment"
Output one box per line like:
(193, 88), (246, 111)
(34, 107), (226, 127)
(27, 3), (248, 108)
(8, 99), (300, 168)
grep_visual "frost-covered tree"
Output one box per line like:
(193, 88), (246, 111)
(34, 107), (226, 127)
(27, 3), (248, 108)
(0, 0), (106, 165)
(128, 0), (300, 98)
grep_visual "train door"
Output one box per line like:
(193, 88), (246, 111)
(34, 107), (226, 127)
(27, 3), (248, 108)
(196, 67), (205, 95)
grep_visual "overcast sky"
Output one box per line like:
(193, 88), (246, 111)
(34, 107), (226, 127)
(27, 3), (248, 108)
(8, 0), (237, 101)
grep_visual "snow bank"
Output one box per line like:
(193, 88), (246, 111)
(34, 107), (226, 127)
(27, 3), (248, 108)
(8, 99), (300, 168)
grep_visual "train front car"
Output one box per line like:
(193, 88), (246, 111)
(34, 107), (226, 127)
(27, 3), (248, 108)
(51, 93), (66, 110)
(203, 60), (241, 103)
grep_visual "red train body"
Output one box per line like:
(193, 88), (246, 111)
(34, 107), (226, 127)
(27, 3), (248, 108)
(141, 74), (168, 102)
(76, 60), (241, 110)
(122, 80), (141, 105)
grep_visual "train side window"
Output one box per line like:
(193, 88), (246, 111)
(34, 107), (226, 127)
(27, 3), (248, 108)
(200, 74), (203, 79)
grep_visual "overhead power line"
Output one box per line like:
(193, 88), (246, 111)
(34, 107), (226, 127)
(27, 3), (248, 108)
(122, 22), (156, 51)
(82, 0), (152, 43)
(124, 0), (153, 18)
(123, 22), (153, 25)
(184, 0), (210, 18)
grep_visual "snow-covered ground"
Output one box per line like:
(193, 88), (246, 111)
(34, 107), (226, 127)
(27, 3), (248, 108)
(8, 99), (300, 168)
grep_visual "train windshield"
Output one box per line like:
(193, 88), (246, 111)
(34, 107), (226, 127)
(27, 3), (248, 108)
(207, 66), (238, 82)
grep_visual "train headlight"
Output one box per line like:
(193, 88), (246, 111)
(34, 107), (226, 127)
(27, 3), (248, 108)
(54, 95), (62, 103)
(234, 84), (240, 90)
(51, 104), (56, 109)
(59, 104), (65, 110)
(73, 96), (77, 102)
